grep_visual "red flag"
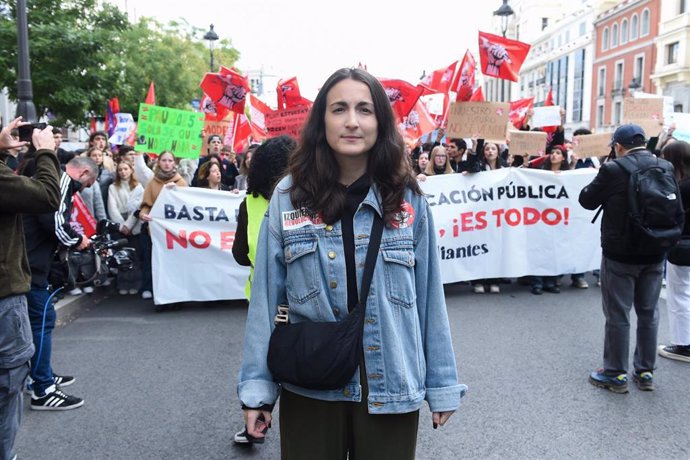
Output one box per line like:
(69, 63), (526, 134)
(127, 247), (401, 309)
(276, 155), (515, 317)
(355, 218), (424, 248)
(145, 81), (156, 105)
(452, 51), (477, 102)
(232, 113), (253, 153)
(277, 77), (308, 110)
(478, 31), (531, 82)
(247, 94), (273, 141)
(199, 67), (250, 114)
(509, 97), (535, 129)
(71, 194), (96, 238)
(378, 78), (424, 121)
(400, 100), (436, 143)
(200, 94), (231, 122)
(469, 87), (485, 102)
(420, 61), (458, 94)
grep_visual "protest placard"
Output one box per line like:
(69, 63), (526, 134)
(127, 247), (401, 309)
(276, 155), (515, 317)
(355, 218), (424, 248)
(447, 102), (510, 142)
(530, 106), (562, 128)
(572, 133), (612, 158)
(665, 112), (690, 143)
(108, 113), (135, 146)
(508, 130), (547, 156)
(623, 97), (664, 136)
(136, 104), (205, 158)
(265, 106), (310, 139)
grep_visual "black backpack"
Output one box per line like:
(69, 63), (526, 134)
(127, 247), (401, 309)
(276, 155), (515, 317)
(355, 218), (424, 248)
(615, 154), (683, 253)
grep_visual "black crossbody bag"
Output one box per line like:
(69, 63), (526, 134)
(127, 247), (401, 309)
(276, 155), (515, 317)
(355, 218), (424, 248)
(266, 214), (384, 391)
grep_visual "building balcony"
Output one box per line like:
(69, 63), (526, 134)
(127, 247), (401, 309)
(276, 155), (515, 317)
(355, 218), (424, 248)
(659, 12), (690, 35)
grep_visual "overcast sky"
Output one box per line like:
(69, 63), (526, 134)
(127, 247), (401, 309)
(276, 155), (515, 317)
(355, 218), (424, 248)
(112, 0), (498, 99)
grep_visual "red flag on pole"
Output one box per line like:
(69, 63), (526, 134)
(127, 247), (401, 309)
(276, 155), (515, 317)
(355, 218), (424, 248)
(378, 79), (424, 121)
(469, 87), (485, 102)
(509, 97), (535, 129)
(478, 31), (531, 82)
(277, 77), (309, 110)
(400, 100), (436, 143)
(71, 194), (96, 238)
(145, 81), (156, 105)
(420, 61), (458, 94)
(199, 67), (250, 114)
(451, 51), (477, 102)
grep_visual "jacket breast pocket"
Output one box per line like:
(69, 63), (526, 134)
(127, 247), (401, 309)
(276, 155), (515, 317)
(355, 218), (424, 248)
(382, 248), (416, 308)
(284, 237), (320, 303)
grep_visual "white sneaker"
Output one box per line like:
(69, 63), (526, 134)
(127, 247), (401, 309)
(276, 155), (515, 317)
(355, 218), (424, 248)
(473, 284), (485, 294)
(118, 289), (128, 295)
(82, 286), (94, 294)
(67, 288), (83, 296)
(141, 290), (153, 300)
(129, 289), (139, 295)
(489, 284), (500, 294)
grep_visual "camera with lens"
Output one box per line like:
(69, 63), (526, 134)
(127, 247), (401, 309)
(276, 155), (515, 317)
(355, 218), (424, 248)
(68, 220), (137, 286)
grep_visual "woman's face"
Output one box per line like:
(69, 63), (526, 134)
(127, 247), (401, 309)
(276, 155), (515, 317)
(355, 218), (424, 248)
(158, 153), (175, 172)
(117, 163), (132, 181)
(208, 163), (222, 184)
(484, 143), (499, 161)
(550, 148), (564, 166)
(89, 149), (103, 166)
(433, 149), (447, 167)
(324, 78), (378, 160)
(418, 153), (429, 170)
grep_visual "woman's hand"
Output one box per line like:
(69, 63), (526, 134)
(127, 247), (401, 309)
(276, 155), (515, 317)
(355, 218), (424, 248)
(120, 224), (131, 236)
(416, 173), (427, 182)
(432, 411), (454, 429)
(244, 409), (272, 439)
(140, 213), (153, 222)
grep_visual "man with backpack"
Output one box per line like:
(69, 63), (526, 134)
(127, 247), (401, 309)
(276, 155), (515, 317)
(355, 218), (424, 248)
(579, 124), (684, 393)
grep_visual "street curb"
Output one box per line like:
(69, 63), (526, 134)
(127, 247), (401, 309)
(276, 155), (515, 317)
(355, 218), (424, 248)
(55, 287), (112, 327)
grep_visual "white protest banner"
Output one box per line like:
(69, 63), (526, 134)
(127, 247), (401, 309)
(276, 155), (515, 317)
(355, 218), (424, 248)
(530, 106), (561, 128)
(108, 113), (135, 145)
(508, 130), (547, 156)
(419, 169), (601, 283)
(623, 97), (664, 136)
(446, 101), (510, 143)
(150, 187), (249, 305)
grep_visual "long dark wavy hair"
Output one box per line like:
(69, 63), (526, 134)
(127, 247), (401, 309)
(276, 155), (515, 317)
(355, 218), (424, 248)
(247, 135), (295, 199)
(663, 140), (690, 181)
(289, 68), (421, 224)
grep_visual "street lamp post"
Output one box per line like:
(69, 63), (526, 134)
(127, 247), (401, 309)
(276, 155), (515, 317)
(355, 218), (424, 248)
(203, 24), (219, 72)
(15, 0), (37, 122)
(493, 0), (515, 38)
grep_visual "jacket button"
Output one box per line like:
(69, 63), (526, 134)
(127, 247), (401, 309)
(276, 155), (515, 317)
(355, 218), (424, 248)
(333, 307), (340, 316)
(343, 388), (351, 397)
(326, 225), (334, 231)
(366, 318), (375, 324)
(330, 281), (338, 289)
(328, 251), (336, 259)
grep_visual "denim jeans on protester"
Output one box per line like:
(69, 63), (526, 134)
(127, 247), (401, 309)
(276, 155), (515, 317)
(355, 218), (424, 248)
(26, 286), (56, 396)
(139, 231), (153, 293)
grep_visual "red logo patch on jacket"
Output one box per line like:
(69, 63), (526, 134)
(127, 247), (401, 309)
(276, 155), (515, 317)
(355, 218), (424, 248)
(390, 201), (415, 229)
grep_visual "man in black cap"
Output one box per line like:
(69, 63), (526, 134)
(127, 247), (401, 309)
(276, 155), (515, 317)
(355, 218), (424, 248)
(579, 123), (683, 393)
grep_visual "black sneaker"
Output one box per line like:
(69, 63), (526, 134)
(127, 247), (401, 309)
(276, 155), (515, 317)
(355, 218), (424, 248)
(53, 374), (75, 387)
(658, 344), (690, 363)
(31, 388), (84, 411)
(234, 427), (265, 444)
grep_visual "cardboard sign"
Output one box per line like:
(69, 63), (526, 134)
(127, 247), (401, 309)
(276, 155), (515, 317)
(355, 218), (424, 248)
(447, 102), (510, 143)
(136, 104), (205, 158)
(508, 130), (548, 156)
(265, 106), (310, 140)
(572, 133), (612, 158)
(623, 97), (664, 137)
(531, 106), (562, 128)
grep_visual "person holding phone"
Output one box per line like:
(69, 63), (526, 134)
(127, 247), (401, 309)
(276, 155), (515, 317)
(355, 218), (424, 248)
(238, 68), (466, 459)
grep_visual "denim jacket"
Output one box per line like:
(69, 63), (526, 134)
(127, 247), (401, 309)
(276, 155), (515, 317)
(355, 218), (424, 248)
(238, 175), (467, 414)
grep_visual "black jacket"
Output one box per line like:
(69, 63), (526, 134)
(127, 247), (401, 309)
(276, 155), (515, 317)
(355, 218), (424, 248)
(579, 148), (680, 264)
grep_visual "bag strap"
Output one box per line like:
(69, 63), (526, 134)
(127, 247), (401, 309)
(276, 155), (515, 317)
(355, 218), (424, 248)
(357, 213), (385, 309)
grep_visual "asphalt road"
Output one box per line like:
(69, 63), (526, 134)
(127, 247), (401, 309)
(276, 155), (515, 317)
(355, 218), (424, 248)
(14, 274), (690, 459)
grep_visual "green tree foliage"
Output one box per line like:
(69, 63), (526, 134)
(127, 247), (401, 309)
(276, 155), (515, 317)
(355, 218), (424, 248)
(0, 1), (239, 125)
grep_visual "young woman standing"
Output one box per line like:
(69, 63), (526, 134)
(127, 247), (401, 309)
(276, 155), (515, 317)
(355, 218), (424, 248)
(238, 68), (466, 459)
